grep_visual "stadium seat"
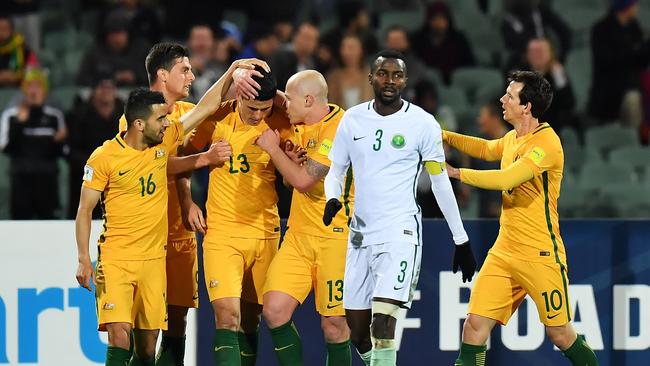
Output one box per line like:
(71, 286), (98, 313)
(378, 11), (424, 35)
(39, 8), (69, 34)
(558, 183), (588, 218)
(451, 67), (503, 105)
(601, 184), (650, 217)
(564, 146), (601, 175)
(609, 146), (650, 168)
(578, 161), (636, 192)
(558, 7), (605, 48)
(63, 50), (85, 84)
(0, 88), (20, 110)
(584, 125), (639, 157)
(565, 47), (591, 113)
(560, 128), (580, 147)
(50, 86), (80, 112)
(438, 85), (470, 116)
(57, 158), (69, 219)
(0, 154), (9, 219)
(44, 28), (77, 55)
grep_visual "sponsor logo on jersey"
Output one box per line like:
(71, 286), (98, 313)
(391, 134), (406, 148)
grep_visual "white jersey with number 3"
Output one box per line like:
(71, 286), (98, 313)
(328, 99), (445, 246)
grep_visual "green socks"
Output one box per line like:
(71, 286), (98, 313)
(454, 343), (487, 366)
(214, 329), (241, 366)
(238, 331), (258, 366)
(269, 321), (303, 365)
(155, 335), (186, 365)
(563, 335), (599, 366)
(128, 356), (154, 366)
(370, 347), (396, 366)
(326, 340), (351, 366)
(106, 346), (131, 366)
(358, 349), (372, 366)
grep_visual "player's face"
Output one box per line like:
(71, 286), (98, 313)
(284, 80), (306, 124)
(239, 98), (273, 126)
(142, 103), (170, 146)
(370, 57), (407, 105)
(166, 57), (195, 100)
(500, 81), (525, 124)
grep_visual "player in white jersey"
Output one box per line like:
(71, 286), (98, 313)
(322, 50), (478, 366)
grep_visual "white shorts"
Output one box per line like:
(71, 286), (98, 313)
(343, 242), (422, 310)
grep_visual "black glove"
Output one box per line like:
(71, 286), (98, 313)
(322, 198), (343, 226)
(453, 241), (477, 283)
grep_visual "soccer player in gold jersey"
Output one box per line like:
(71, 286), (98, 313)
(256, 70), (353, 366)
(444, 71), (598, 366)
(75, 58), (266, 365)
(181, 65), (292, 365)
(117, 43), (264, 365)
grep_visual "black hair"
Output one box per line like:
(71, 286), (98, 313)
(124, 89), (166, 127)
(252, 65), (277, 101)
(145, 42), (190, 85)
(508, 70), (553, 119)
(369, 49), (407, 74)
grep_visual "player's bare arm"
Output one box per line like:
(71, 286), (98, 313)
(179, 58), (269, 133)
(74, 186), (102, 291)
(256, 129), (324, 193)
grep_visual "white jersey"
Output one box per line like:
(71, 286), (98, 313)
(329, 99), (445, 246)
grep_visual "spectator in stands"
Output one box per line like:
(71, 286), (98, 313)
(384, 25), (427, 100)
(273, 19), (294, 48)
(0, 68), (66, 219)
(413, 79), (457, 131)
(100, 0), (162, 44)
(269, 21), (322, 90)
(588, 0), (650, 127)
(65, 76), (121, 219)
(187, 24), (227, 102)
(6, 0), (40, 53)
(411, 1), (475, 85)
(501, 0), (572, 69)
(320, 1), (378, 72)
(413, 79), (467, 218)
(238, 25), (280, 61)
(76, 11), (150, 87)
(472, 100), (509, 218)
(516, 38), (576, 131)
(326, 34), (373, 109)
(0, 15), (37, 87)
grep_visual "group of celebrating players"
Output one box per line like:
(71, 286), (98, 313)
(74, 41), (599, 366)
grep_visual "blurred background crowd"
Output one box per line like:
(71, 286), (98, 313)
(0, 0), (649, 220)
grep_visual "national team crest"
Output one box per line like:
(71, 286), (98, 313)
(155, 148), (166, 159)
(307, 139), (317, 148)
(391, 134), (406, 149)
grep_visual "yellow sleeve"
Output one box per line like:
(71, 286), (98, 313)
(82, 147), (110, 192)
(518, 139), (561, 176)
(310, 120), (339, 167)
(459, 159), (535, 191)
(443, 130), (504, 161)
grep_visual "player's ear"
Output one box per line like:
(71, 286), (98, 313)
(368, 72), (372, 84)
(157, 68), (168, 83)
(134, 118), (146, 131)
(304, 94), (314, 107)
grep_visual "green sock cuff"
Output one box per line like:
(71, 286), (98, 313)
(107, 346), (131, 361)
(214, 329), (238, 342)
(461, 342), (487, 353)
(358, 349), (372, 365)
(371, 348), (397, 363)
(327, 339), (351, 349)
(270, 320), (298, 335)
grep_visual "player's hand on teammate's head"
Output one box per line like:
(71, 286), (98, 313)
(206, 139), (232, 167)
(256, 129), (281, 153)
(323, 198), (343, 226)
(452, 241), (477, 283)
(75, 258), (95, 291)
(232, 58), (269, 100)
(284, 140), (307, 165)
(181, 200), (207, 234)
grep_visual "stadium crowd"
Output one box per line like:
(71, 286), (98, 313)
(1, 0), (650, 220)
